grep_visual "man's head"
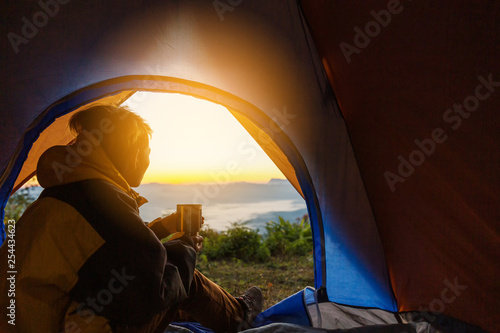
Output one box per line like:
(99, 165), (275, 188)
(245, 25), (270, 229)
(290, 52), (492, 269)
(69, 104), (153, 187)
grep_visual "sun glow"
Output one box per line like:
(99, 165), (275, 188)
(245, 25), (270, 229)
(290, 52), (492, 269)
(123, 92), (286, 184)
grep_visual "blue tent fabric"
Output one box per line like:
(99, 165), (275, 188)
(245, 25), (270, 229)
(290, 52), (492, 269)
(255, 289), (312, 328)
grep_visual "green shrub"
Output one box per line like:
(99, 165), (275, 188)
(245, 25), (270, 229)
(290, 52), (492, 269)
(3, 188), (37, 234)
(199, 216), (312, 262)
(264, 216), (312, 256)
(201, 222), (270, 262)
(3, 188), (35, 222)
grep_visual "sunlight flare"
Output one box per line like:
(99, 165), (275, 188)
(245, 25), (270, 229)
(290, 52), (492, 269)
(123, 92), (286, 184)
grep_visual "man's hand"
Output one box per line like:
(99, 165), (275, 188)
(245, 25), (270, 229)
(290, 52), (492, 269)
(191, 235), (204, 253)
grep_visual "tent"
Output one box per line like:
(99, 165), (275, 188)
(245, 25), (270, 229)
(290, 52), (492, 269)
(1, 0), (498, 331)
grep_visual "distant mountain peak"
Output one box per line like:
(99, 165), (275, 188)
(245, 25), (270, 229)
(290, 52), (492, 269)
(267, 178), (288, 185)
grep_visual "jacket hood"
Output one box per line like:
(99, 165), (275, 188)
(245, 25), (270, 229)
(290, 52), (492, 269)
(37, 137), (147, 205)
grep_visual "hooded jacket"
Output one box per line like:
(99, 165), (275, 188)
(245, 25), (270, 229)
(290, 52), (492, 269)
(0, 138), (196, 332)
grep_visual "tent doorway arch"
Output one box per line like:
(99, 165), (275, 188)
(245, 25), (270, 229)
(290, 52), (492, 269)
(0, 75), (327, 287)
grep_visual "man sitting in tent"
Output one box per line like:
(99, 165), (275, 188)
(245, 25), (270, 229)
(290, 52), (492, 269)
(0, 104), (262, 332)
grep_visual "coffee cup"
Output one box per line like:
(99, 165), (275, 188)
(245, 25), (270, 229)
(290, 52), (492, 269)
(177, 204), (202, 236)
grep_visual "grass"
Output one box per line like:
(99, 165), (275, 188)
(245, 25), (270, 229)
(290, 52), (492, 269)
(196, 255), (315, 310)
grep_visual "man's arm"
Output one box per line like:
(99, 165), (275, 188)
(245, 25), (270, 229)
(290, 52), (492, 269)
(147, 213), (178, 239)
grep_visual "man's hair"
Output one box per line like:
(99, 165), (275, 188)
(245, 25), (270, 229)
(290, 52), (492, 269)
(69, 104), (152, 159)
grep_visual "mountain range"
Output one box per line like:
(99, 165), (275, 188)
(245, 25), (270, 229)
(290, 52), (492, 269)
(137, 178), (308, 231)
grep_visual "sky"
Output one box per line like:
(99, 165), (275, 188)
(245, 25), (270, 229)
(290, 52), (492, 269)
(123, 92), (286, 184)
